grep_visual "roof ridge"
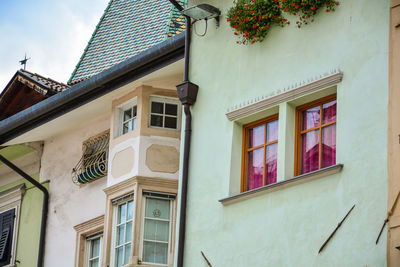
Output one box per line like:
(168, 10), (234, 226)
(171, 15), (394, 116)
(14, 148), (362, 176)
(67, 0), (115, 84)
(20, 69), (69, 88)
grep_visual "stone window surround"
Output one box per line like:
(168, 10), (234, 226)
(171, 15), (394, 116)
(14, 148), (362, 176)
(74, 215), (104, 267)
(102, 176), (178, 267)
(224, 71), (343, 200)
(0, 184), (25, 267)
(148, 95), (181, 131)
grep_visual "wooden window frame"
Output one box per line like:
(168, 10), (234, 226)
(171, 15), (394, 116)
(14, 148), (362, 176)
(294, 94), (337, 176)
(241, 114), (279, 192)
(149, 96), (181, 131)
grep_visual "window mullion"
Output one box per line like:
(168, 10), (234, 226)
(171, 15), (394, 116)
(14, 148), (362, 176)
(319, 104), (323, 169)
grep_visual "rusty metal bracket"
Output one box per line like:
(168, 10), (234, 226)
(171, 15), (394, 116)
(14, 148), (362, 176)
(201, 251), (212, 267)
(376, 218), (389, 245)
(318, 204), (356, 254)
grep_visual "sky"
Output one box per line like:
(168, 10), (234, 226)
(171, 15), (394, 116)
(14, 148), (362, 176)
(0, 0), (110, 90)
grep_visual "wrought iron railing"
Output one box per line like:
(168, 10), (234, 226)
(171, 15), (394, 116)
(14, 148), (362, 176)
(72, 132), (109, 185)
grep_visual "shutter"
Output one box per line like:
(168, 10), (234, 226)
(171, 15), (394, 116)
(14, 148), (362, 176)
(0, 209), (15, 266)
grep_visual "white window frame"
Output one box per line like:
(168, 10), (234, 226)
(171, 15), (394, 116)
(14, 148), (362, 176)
(149, 96), (181, 131)
(0, 184), (24, 267)
(110, 193), (134, 267)
(84, 232), (103, 267)
(139, 195), (174, 267)
(115, 98), (138, 137)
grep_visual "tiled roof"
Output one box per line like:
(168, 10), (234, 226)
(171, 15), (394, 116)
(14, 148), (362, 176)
(68, 0), (186, 85)
(19, 69), (70, 93)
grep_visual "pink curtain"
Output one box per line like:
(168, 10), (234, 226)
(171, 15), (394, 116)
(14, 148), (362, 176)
(247, 149), (263, 190)
(322, 124), (336, 168)
(322, 101), (336, 168)
(301, 130), (319, 174)
(302, 106), (320, 130)
(266, 143), (277, 185)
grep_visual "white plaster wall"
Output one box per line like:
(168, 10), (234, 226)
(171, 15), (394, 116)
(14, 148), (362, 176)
(40, 114), (110, 267)
(107, 135), (180, 187)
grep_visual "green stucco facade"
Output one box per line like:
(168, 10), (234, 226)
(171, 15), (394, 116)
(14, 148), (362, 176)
(178, 0), (390, 266)
(0, 146), (46, 267)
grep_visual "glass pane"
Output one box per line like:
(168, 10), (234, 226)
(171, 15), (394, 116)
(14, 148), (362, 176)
(128, 120), (133, 132)
(117, 225), (125, 245)
(322, 100), (337, 124)
(266, 120), (279, 143)
(145, 198), (170, 220)
(118, 203), (126, 224)
(132, 106), (137, 117)
(151, 115), (163, 127)
(123, 108), (132, 121)
(248, 125), (265, 148)
(301, 130), (320, 174)
(265, 143), (278, 185)
(322, 124), (336, 168)
(302, 106), (320, 130)
(124, 244), (131, 265)
(132, 118), (136, 131)
(247, 148), (264, 190)
(89, 258), (99, 267)
(116, 246), (124, 267)
(90, 238), (100, 257)
(165, 117), (177, 129)
(144, 219), (170, 242)
(126, 222), (132, 242)
(143, 241), (168, 265)
(165, 104), (178, 116)
(151, 102), (164, 114)
(127, 200), (133, 220)
(123, 122), (129, 134)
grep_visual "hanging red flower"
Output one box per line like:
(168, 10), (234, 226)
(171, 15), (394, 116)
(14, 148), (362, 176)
(279, 0), (339, 27)
(227, 0), (288, 45)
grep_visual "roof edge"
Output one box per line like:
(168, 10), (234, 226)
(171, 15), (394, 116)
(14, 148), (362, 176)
(68, 0), (115, 84)
(0, 32), (185, 144)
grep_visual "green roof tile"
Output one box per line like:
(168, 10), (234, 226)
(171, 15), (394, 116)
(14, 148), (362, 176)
(68, 0), (186, 85)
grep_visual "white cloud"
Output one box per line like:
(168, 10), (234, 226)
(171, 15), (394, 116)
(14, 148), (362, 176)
(0, 0), (109, 91)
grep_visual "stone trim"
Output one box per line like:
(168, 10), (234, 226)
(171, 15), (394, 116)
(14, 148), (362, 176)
(103, 176), (178, 196)
(226, 71), (343, 121)
(74, 215), (104, 267)
(219, 164), (343, 205)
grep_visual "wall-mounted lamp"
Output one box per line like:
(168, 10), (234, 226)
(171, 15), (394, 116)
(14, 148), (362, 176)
(182, 4), (221, 27)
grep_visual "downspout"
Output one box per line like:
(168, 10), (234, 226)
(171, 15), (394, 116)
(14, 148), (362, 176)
(168, 1), (199, 266)
(0, 155), (48, 267)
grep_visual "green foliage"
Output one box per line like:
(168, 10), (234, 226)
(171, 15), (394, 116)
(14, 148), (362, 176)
(226, 0), (288, 45)
(227, 0), (340, 44)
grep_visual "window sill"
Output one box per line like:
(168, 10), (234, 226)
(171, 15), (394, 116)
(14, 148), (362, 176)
(219, 164), (343, 206)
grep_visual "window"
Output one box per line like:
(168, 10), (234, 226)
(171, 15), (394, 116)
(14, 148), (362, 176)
(141, 194), (173, 266)
(122, 105), (137, 135)
(72, 131), (109, 185)
(85, 232), (102, 267)
(0, 209), (15, 267)
(112, 195), (134, 267)
(242, 115), (279, 192)
(0, 184), (23, 267)
(74, 215), (104, 267)
(149, 96), (180, 130)
(295, 94), (337, 175)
